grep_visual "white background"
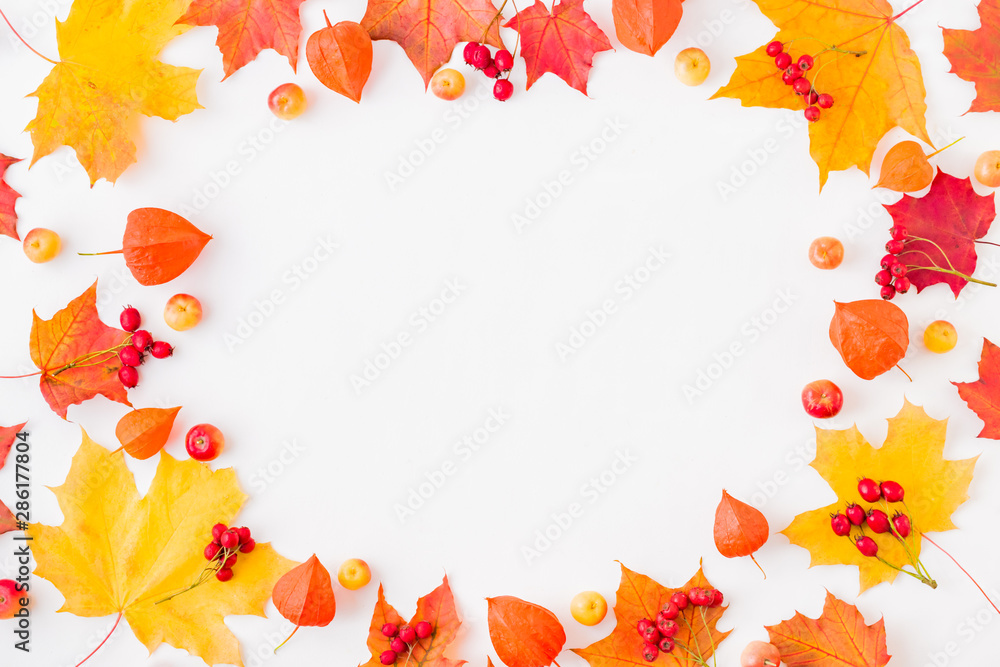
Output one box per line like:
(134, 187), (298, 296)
(1, 0), (1000, 666)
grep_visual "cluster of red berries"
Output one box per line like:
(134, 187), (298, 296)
(117, 306), (173, 389)
(379, 620), (434, 665)
(463, 42), (514, 101)
(875, 225), (912, 300)
(830, 478), (911, 558)
(636, 588), (723, 662)
(204, 523), (256, 582)
(765, 41), (834, 123)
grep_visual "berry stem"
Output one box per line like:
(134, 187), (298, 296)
(698, 607), (718, 667)
(906, 264), (997, 288)
(874, 554), (936, 587)
(273, 625), (299, 652)
(74, 612), (123, 667)
(0, 8), (58, 64)
(480, 0), (508, 44)
(672, 640), (710, 666)
(925, 136), (964, 159)
(679, 614), (706, 662)
(923, 534), (1000, 614)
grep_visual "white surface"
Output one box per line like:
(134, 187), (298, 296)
(1, 0), (999, 665)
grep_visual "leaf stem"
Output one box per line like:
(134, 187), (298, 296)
(74, 612), (123, 667)
(78, 250), (125, 256)
(923, 535), (1000, 614)
(274, 625), (300, 652)
(892, 0), (928, 22)
(0, 371), (42, 379)
(895, 364), (912, 382)
(749, 553), (766, 579)
(0, 7), (58, 64)
(926, 136), (964, 159)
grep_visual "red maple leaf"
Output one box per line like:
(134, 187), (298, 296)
(0, 422), (27, 536)
(766, 591), (890, 667)
(887, 171), (996, 297)
(0, 154), (21, 241)
(360, 576), (465, 667)
(504, 0), (612, 95)
(361, 0), (504, 88)
(954, 338), (1000, 439)
(29, 282), (131, 418)
(943, 0), (1000, 113)
(179, 0), (306, 79)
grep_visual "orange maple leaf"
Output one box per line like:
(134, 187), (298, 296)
(0, 154), (21, 240)
(943, 0), (1000, 113)
(711, 0), (930, 188)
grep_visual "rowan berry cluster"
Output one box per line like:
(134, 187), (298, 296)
(379, 621), (434, 664)
(117, 306), (173, 388)
(765, 41), (834, 123)
(636, 587), (723, 662)
(464, 42), (514, 101)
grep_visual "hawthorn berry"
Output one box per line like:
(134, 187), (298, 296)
(240, 539), (256, 553)
(132, 329), (154, 351)
(846, 503), (866, 526)
(216, 567), (234, 582)
(880, 480), (904, 502)
(390, 637), (407, 653)
(120, 306), (141, 332)
(892, 512), (911, 538)
(204, 543), (221, 560)
(880, 254), (899, 271)
(875, 270), (893, 286)
(782, 71), (796, 85)
(212, 523), (228, 541)
(223, 553), (238, 569)
(817, 93), (834, 109)
(658, 637), (675, 653)
(785, 65), (804, 80)
(866, 508), (891, 534)
(709, 589), (724, 607)
(855, 536), (879, 557)
(637, 618), (653, 635)
(893, 277), (911, 294)
(119, 346), (144, 367)
(463, 42), (479, 66)
(805, 90), (819, 105)
(150, 341), (173, 359)
(804, 106), (821, 122)
(793, 77), (812, 95)
(797, 54), (814, 71)
(415, 621), (433, 639)
(775, 52), (792, 69)
(220, 530), (239, 550)
(493, 79), (513, 101)
(382, 623), (399, 638)
(483, 63), (500, 78)
(494, 49), (513, 71)
(381, 650), (398, 665)
(658, 602), (679, 620)
(118, 366), (139, 388)
(831, 513), (851, 536)
(471, 45), (491, 69)
(642, 625), (661, 644)
(656, 618), (679, 638)
(890, 225), (907, 241)
(670, 592), (688, 610)
(237, 526), (252, 543)
(880, 284), (896, 300)
(858, 478), (882, 503)
(765, 40), (783, 57)
(885, 239), (904, 254)
(399, 625), (417, 644)
(890, 263), (907, 279)
(642, 643), (658, 662)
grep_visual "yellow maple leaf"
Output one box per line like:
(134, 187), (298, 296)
(711, 0), (929, 189)
(26, 0), (202, 185)
(783, 400), (978, 592)
(28, 431), (297, 666)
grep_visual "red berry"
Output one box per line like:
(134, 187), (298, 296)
(380, 650), (397, 665)
(483, 63), (500, 78)
(204, 542), (221, 560)
(831, 513), (851, 536)
(220, 530), (239, 549)
(775, 52), (792, 69)
(880, 480), (904, 502)
(885, 239), (904, 254)
(494, 49), (513, 71)
(382, 623), (399, 638)
(415, 621), (432, 639)
(212, 523), (228, 540)
(658, 602), (679, 620)
(782, 71), (796, 85)
(119, 345), (144, 367)
(766, 40), (783, 57)
(797, 54), (814, 71)
(463, 42), (479, 66)
(890, 225), (907, 241)
(216, 567), (234, 582)
(687, 587), (707, 606)
(793, 77), (812, 95)
(150, 341), (173, 359)
(893, 276), (911, 294)
(846, 503), (865, 526)
(399, 625), (416, 644)
(875, 270), (893, 286)
(239, 538), (256, 553)
(642, 625), (661, 644)
(880, 254), (899, 270)
(785, 65), (803, 80)
(493, 79), (513, 101)
(656, 618), (679, 638)
(804, 90), (819, 105)
(855, 535), (878, 557)
(670, 592), (688, 610)
(131, 329), (153, 351)
(709, 589), (724, 607)
(637, 618), (653, 635)
(817, 93), (834, 109)
(223, 553), (238, 569)
(118, 366), (139, 388)
(236, 526), (252, 543)
(658, 637), (675, 653)
(890, 263), (907, 278)
(390, 637), (407, 653)
(804, 106), (821, 122)
(858, 478), (882, 502)
(892, 512), (911, 538)
(642, 643), (658, 662)
(867, 508), (891, 534)
(472, 45), (491, 69)
(120, 306), (141, 332)
(880, 284), (896, 300)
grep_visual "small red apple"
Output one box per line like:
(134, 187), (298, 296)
(186, 423), (225, 461)
(0, 579), (22, 619)
(801, 380), (843, 418)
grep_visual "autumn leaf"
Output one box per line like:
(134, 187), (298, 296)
(30, 282), (131, 418)
(0, 422), (27, 536)
(179, 0), (306, 79)
(943, 0), (1000, 113)
(487, 596), (565, 667)
(828, 300), (908, 381)
(272, 554), (336, 648)
(887, 171), (996, 297)
(28, 431), (296, 666)
(115, 407), (181, 459)
(360, 577), (465, 667)
(711, 0), (929, 188)
(782, 400), (978, 592)
(573, 562), (730, 667)
(0, 154), (21, 240)
(26, 0), (202, 185)
(361, 0), (504, 87)
(612, 0), (682, 57)
(874, 141), (933, 193)
(714, 490), (768, 575)
(767, 591), (890, 667)
(954, 338), (1000, 439)
(505, 0), (613, 95)
(307, 13), (373, 103)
